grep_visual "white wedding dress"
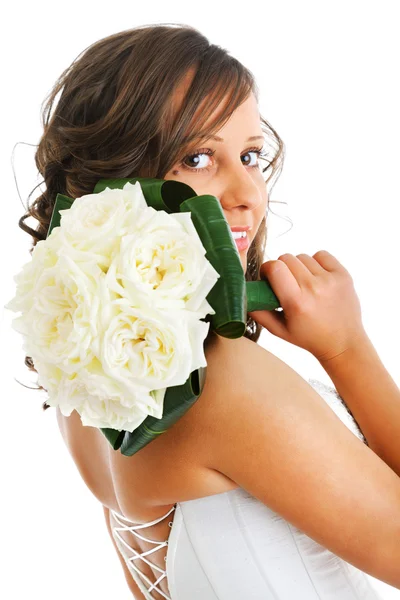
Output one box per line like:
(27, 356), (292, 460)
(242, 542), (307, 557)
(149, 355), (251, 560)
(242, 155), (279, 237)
(110, 378), (385, 600)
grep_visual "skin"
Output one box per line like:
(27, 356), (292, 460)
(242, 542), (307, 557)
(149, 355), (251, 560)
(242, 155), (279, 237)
(163, 74), (269, 273)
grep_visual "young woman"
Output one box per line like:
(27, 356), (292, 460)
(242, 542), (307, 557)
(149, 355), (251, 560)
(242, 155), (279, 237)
(16, 23), (400, 599)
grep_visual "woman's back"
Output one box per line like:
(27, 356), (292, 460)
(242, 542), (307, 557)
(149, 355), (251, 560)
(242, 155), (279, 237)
(56, 333), (400, 598)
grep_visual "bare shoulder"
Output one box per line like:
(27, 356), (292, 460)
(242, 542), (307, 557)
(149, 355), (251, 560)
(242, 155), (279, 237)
(202, 334), (400, 587)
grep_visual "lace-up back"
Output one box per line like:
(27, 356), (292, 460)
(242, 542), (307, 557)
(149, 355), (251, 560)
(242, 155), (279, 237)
(110, 504), (177, 600)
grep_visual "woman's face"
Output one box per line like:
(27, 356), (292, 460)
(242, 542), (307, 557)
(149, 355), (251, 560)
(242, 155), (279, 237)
(163, 91), (268, 272)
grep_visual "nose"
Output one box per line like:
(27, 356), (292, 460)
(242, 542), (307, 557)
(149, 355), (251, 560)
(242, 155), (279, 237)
(218, 167), (263, 214)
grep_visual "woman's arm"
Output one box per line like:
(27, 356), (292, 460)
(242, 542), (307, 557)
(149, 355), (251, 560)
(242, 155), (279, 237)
(318, 331), (400, 476)
(102, 505), (143, 599)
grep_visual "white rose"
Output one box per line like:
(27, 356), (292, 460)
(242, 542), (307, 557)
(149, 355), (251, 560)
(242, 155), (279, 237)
(5, 236), (59, 315)
(39, 357), (156, 432)
(97, 276), (210, 394)
(52, 181), (148, 270)
(104, 207), (220, 316)
(6, 249), (101, 373)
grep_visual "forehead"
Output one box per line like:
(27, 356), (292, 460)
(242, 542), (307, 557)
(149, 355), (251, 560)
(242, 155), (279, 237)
(170, 66), (260, 142)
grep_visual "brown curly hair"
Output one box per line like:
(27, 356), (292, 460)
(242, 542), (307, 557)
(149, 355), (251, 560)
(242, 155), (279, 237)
(16, 22), (286, 409)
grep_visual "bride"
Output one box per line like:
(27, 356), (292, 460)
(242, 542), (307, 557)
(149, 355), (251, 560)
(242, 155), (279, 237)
(14, 23), (400, 599)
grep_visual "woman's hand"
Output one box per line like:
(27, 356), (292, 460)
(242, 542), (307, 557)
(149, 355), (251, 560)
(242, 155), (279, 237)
(249, 250), (366, 361)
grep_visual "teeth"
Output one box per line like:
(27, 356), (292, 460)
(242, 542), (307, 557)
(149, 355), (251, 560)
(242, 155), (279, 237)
(232, 231), (247, 239)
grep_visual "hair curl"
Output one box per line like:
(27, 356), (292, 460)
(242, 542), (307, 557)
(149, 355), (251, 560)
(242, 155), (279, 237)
(16, 23), (286, 410)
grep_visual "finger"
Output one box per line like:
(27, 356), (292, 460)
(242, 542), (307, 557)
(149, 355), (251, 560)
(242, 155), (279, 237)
(312, 250), (347, 274)
(295, 253), (326, 276)
(276, 253), (316, 285)
(248, 307), (290, 341)
(259, 260), (302, 307)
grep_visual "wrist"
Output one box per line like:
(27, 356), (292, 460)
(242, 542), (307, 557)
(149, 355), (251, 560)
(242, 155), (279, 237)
(316, 329), (372, 366)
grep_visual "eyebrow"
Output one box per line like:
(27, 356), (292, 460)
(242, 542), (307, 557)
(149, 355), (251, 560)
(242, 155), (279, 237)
(209, 135), (264, 142)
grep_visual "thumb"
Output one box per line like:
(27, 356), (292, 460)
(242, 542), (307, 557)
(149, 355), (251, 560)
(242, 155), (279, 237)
(247, 260), (295, 340)
(248, 306), (289, 340)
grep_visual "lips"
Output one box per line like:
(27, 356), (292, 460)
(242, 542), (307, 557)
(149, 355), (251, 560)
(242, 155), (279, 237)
(230, 226), (252, 232)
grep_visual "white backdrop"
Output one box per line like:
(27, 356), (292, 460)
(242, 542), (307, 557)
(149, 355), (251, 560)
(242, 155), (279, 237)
(1, 1), (399, 598)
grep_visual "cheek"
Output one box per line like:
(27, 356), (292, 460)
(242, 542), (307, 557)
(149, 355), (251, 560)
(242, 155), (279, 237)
(255, 204), (267, 229)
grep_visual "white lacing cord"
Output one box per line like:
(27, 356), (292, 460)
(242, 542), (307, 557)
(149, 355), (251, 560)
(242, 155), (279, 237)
(111, 505), (176, 600)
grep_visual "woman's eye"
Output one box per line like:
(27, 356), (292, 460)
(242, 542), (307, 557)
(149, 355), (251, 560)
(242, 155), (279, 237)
(180, 147), (268, 174)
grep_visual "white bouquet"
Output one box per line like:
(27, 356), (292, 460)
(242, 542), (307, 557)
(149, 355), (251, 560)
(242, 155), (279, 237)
(5, 181), (220, 434)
